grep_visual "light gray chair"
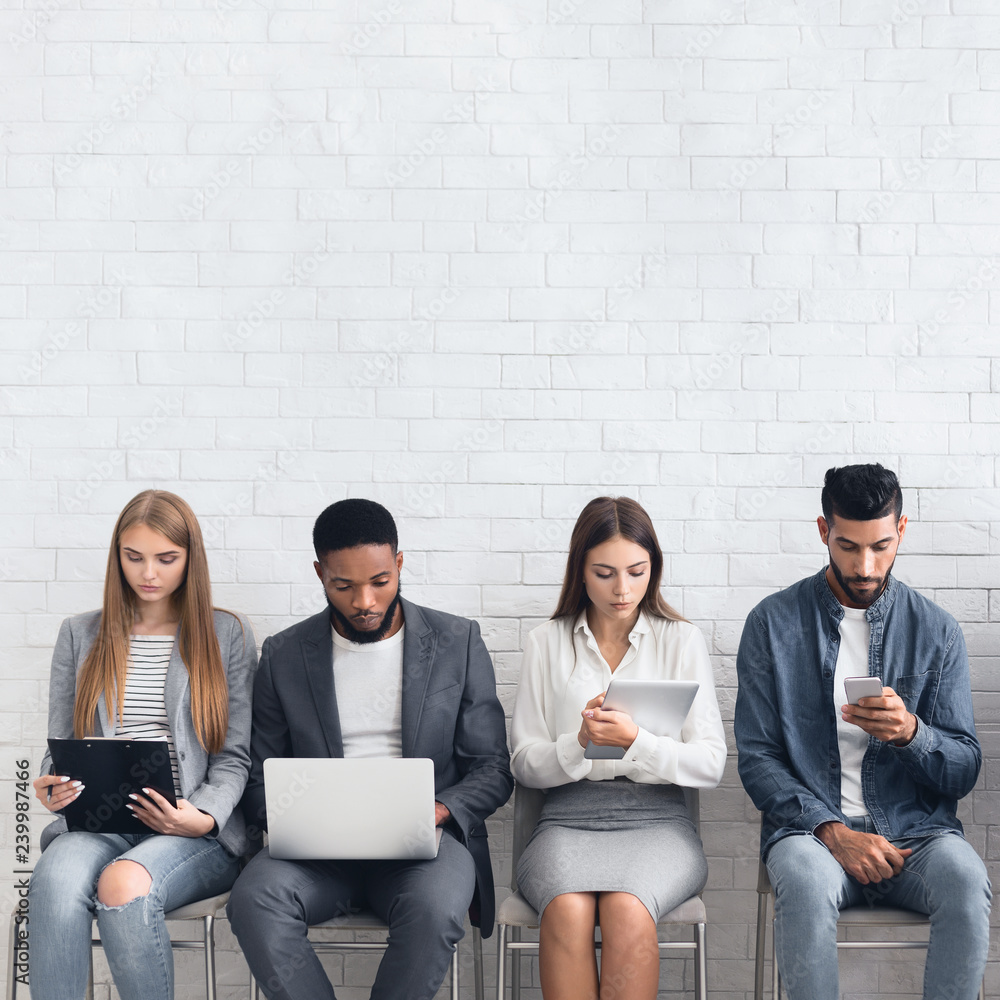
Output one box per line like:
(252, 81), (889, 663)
(495, 784), (708, 1000)
(754, 849), (986, 1000)
(248, 910), (483, 1000)
(6, 890), (230, 1000)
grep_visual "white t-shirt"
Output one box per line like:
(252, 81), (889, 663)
(331, 625), (405, 758)
(833, 606), (871, 817)
(509, 611), (727, 788)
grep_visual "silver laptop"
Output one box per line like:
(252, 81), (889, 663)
(264, 758), (442, 860)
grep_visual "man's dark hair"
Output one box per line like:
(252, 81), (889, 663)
(313, 498), (398, 558)
(821, 464), (902, 524)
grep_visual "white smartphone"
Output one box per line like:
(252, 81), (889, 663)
(844, 676), (883, 705)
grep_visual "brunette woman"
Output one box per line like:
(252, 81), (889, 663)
(510, 496), (726, 1000)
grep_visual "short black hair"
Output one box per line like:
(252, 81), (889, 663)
(313, 498), (398, 559)
(821, 464), (902, 524)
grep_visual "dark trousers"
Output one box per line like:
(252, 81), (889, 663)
(228, 830), (476, 1000)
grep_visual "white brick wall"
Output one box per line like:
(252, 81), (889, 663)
(2, 3), (999, 998)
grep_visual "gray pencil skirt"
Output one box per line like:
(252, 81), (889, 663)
(515, 778), (708, 922)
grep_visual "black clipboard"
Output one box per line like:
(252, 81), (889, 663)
(47, 738), (177, 834)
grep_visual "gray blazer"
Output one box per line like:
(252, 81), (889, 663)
(40, 608), (258, 857)
(242, 598), (513, 934)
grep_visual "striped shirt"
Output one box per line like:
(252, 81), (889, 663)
(119, 635), (181, 795)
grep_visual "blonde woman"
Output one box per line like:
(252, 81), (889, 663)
(29, 490), (257, 1000)
(510, 497), (727, 1000)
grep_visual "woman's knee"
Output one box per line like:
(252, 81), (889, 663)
(541, 892), (598, 942)
(96, 860), (152, 908)
(30, 833), (113, 908)
(598, 892), (653, 924)
(596, 893), (656, 943)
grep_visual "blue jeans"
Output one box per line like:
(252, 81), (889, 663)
(28, 830), (240, 1000)
(766, 818), (991, 1000)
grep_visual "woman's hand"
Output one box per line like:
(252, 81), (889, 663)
(33, 774), (83, 813)
(577, 692), (639, 750)
(127, 788), (216, 838)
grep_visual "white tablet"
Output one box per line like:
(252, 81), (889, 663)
(584, 678), (700, 760)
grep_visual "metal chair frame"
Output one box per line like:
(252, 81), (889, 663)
(6, 891), (229, 1000)
(495, 784), (708, 1000)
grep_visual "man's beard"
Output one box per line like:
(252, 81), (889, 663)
(828, 552), (894, 608)
(328, 588), (401, 644)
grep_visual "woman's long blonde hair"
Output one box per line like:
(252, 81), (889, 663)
(73, 490), (231, 754)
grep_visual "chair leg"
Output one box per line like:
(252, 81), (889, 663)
(771, 911), (779, 1000)
(7, 907), (19, 1000)
(495, 924), (507, 1000)
(753, 892), (768, 1000)
(472, 925), (484, 1000)
(450, 941), (460, 1000)
(250, 970), (260, 1000)
(204, 914), (217, 1000)
(510, 925), (521, 1000)
(979, 978), (985, 1000)
(694, 921), (707, 1000)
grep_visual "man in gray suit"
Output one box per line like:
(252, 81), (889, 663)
(228, 499), (512, 1000)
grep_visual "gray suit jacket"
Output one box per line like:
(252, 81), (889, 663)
(242, 598), (513, 934)
(40, 608), (258, 857)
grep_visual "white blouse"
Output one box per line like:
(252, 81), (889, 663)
(510, 611), (728, 789)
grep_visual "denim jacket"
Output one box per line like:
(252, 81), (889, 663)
(735, 568), (980, 860)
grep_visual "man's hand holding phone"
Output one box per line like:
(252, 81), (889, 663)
(841, 676), (918, 747)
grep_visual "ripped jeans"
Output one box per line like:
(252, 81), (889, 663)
(28, 830), (240, 1000)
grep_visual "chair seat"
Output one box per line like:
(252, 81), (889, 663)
(163, 892), (231, 922)
(496, 891), (706, 929)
